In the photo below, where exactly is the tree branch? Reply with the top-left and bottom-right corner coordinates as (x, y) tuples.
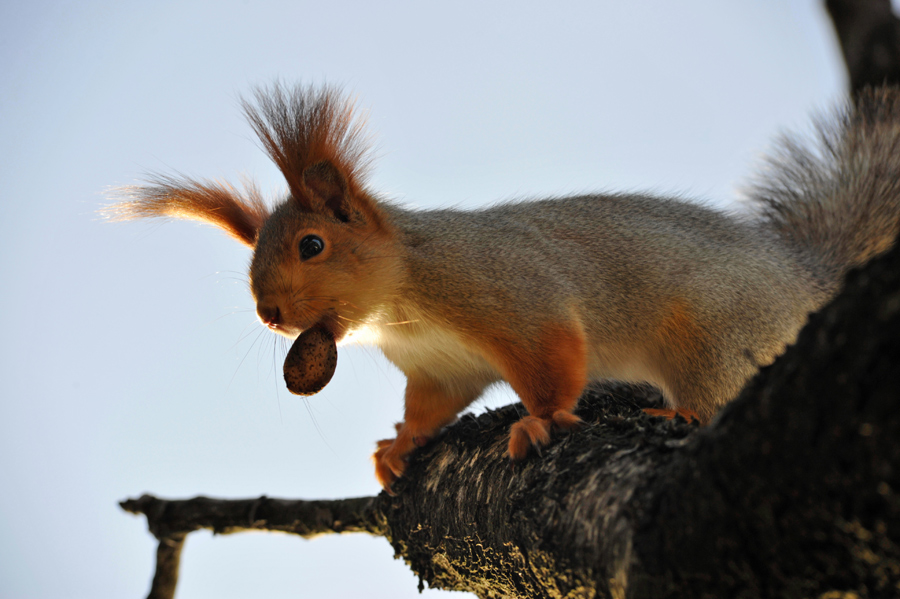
(120, 494), (386, 599)
(119, 494), (384, 539)
(826, 0), (900, 93)
(147, 534), (185, 599)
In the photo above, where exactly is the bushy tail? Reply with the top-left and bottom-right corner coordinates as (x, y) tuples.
(749, 86), (900, 289)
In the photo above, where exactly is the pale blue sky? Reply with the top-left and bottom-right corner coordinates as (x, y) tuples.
(0, 1), (848, 597)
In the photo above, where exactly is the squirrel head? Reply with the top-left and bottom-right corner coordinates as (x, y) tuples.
(105, 83), (403, 342)
(249, 157), (402, 341)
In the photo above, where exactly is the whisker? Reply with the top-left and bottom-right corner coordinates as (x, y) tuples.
(354, 254), (405, 262)
(302, 398), (337, 456)
(358, 344), (402, 397)
(205, 308), (256, 327)
(229, 320), (272, 350)
(288, 278), (316, 302)
(349, 231), (378, 255)
(270, 334), (284, 425)
(227, 325), (268, 391)
(335, 299), (362, 311)
(336, 314), (367, 324)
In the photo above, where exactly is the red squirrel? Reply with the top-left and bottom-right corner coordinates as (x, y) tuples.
(107, 83), (900, 491)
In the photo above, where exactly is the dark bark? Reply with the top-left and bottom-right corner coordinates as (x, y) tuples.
(625, 243), (900, 597)
(147, 534), (185, 599)
(827, 0), (900, 94)
(119, 494), (384, 539)
(120, 495), (387, 599)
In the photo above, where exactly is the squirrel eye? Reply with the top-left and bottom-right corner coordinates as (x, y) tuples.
(299, 235), (325, 260)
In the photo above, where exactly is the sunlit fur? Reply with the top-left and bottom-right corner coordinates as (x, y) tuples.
(106, 84), (900, 491)
(104, 175), (269, 247)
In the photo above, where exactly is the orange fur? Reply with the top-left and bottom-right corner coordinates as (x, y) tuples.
(374, 320), (590, 489)
(240, 85), (402, 342)
(649, 298), (721, 421)
(654, 299), (705, 359)
(242, 84), (387, 230)
(373, 376), (478, 490)
(479, 322), (588, 460)
(508, 416), (551, 459)
(643, 407), (701, 423)
(251, 210), (399, 342)
(105, 176), (269, 248)
(105, 83), (377, 248)
(242, 84), (370, 197)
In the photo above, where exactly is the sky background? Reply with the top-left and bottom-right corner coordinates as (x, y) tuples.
(0, 1), (860, 597)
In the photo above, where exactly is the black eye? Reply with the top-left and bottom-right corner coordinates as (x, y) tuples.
(299, 235), (325, 260)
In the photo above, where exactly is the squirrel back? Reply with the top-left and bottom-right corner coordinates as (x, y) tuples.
(105, 84), (900, 490)
(379, 190), (825, 419)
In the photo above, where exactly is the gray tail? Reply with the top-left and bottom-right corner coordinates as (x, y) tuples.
(748, 86), (900, 289)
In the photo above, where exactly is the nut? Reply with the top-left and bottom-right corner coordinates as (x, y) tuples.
(283, 327), (338, 396)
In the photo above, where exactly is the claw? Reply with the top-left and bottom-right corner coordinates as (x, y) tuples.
(373, 434), (414, 492)
(643, 407), (701, 424)
(508, 415), (551, 460)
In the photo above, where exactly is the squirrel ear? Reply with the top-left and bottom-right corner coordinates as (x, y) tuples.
(301, 161), (358, 223)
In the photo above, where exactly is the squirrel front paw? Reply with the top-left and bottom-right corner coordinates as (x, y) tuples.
(373, 438), (406, 492)
(508, 411), (582, 460)
(373, 427), (431, 493)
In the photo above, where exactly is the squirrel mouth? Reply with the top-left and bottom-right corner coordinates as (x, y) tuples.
(302, 312), (345, 342)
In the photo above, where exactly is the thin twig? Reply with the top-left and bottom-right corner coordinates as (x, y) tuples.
(120, 494), (386, 599)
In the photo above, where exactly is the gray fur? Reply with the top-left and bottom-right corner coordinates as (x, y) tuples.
(379, 193), (826, 419)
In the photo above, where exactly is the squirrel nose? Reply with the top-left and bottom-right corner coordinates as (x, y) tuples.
(257, 304), (282, 330)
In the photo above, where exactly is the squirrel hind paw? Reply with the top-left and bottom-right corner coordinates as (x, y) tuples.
(551, 410), (583, 430)
(642, 407), (702, 424)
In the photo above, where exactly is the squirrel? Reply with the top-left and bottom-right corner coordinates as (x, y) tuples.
(106, 83), (900, 491)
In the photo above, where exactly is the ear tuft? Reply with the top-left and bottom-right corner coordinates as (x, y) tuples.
(102, 175), (269, 248)
(242, 83), (373, 206)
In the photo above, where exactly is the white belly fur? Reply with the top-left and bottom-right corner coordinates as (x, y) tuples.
(343, 314), (673, 405)
(344, 315), (501, 397)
